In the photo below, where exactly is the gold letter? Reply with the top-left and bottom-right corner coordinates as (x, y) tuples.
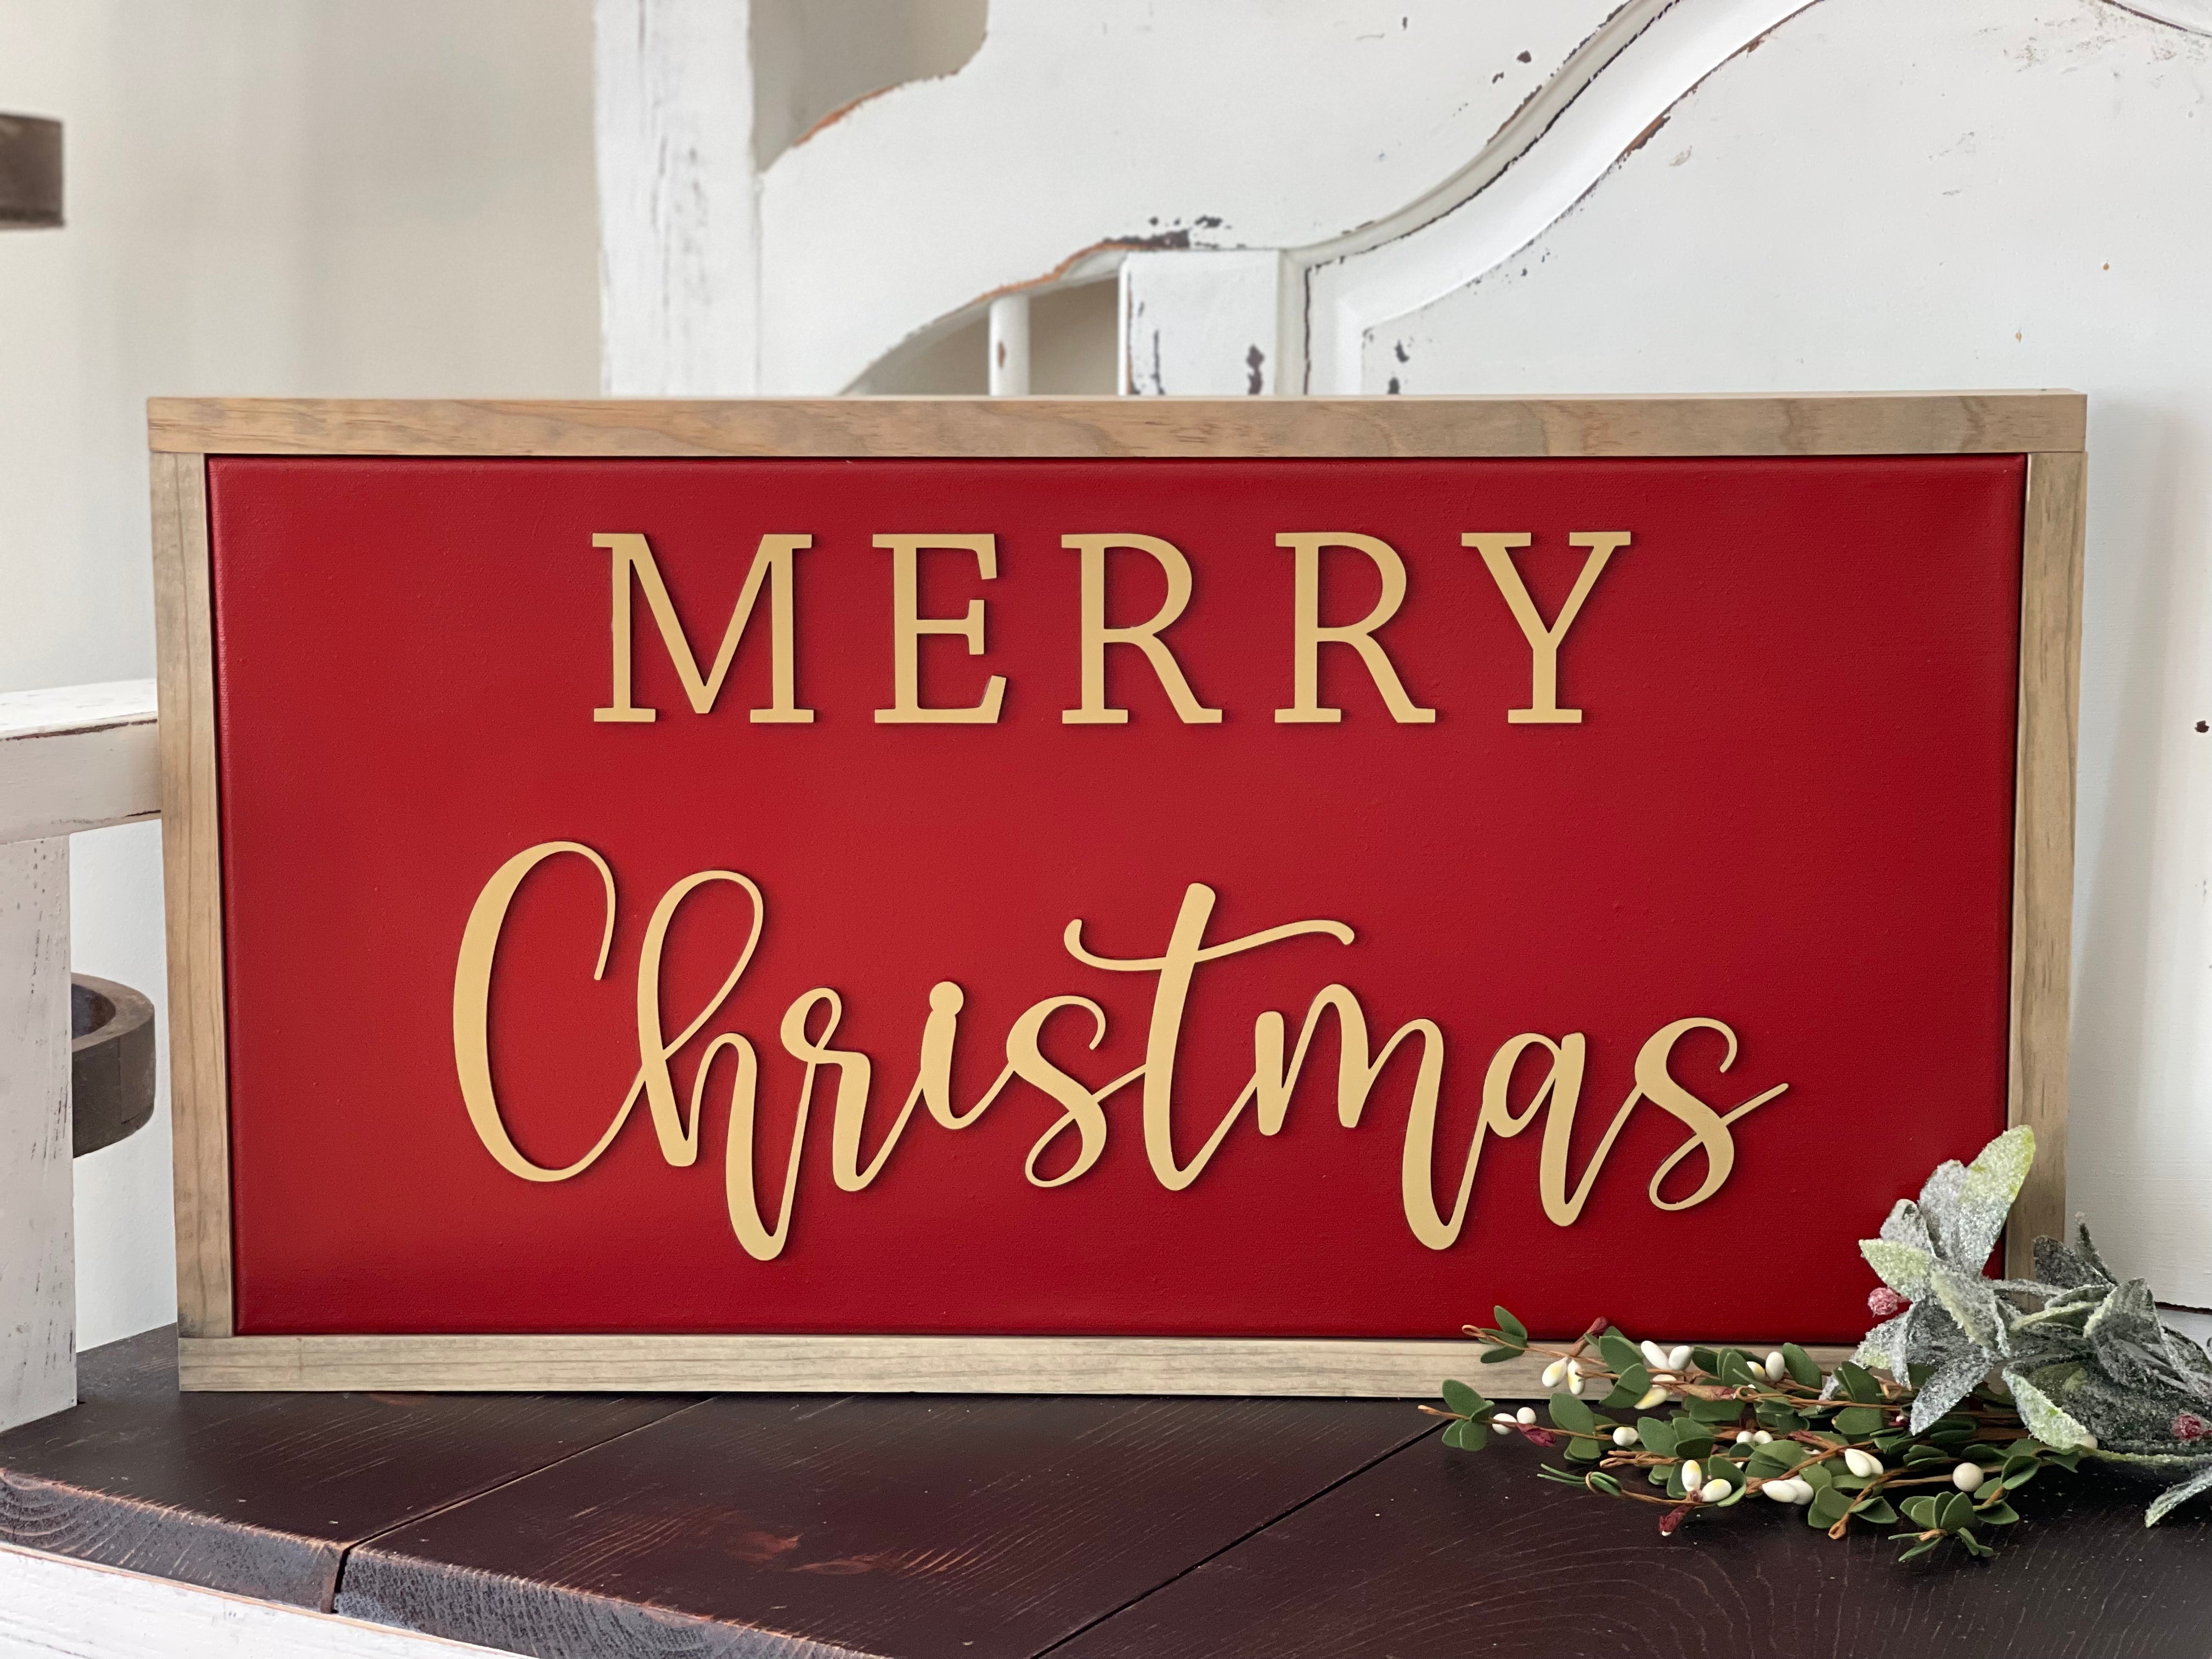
(782, 990), (879, 1194)
(592, 532), (814, 724)
(453, 840), (623, 1182)
(1273, 532), (1435, 724)
(1006, 996), (1120, 1188)
(1060, 534), (1221, 725)
(874, 533), (1006, 723)
(1064, 883), (1353, 1189)
(634, 870), (764, 1167)
(710, 1031), (799, 1261)
(454, 844), (766, 1183)
(1402, 1031), (1585, 1249)
(1638, 1018), (1788, 1212)
(1465, 531), (1629, 724)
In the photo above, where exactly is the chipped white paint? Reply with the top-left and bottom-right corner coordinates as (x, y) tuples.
(0, 681), (159, 846)
(0, 685), (162, 1429)
(988, 292), (1030, 395)
(0, 1542), (505, 1658)
(1303, 0), (1816, 392)
(0, 838), (71, 1434)
(595, 0), (759, 394)
(1120, 250), (1285, 396)
(752, 1), (1632, 392)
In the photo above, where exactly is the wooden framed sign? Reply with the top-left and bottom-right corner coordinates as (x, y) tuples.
(148, 394), (2084, 1396)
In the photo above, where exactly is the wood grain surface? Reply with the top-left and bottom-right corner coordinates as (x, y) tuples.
(145, 392), (2085, 459)
(1051, 1433), (2212, 1659)
(177, 1333), (1853, 1401)
(150, 450), (235, 1339)
(2006, 449), (2086, 1274)
(335, 1392), (1427, 1659)
(0, 1329), (692, 1611)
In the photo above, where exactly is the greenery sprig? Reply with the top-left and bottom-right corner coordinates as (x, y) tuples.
(1429, 1318), (2078, 1560)
(1434, 1127), (2210, 1562)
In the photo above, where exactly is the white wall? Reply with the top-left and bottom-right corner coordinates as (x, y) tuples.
(0, 0), (599, 1347)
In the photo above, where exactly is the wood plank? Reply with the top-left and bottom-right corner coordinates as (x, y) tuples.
(150, 451), (234, 1339)
(0, 680), (159, 845)
(1053, 1432), (2212, 1659)
(146, 393), (2085, 459)
(2006, 450), (2085, 1276)
(0, 1541), (509, 1659)
(333, 1393), (1428, 1659)
(0, 1328), (695, 1611)
(177, 1334), (1852, 1399)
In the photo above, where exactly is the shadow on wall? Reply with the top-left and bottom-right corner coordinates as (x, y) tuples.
(753, 0), (987, 169)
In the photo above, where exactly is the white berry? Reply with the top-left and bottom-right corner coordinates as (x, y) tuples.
(1953, 1462), (1985, 1493)
(1699, 1479), (1734, 1503)
(1516, 1407), (1536, 1425)
(1843, 1449), (1883, 1478)
(1613, 1426), (1639, 1447)
(1680, 1459), (1703, 1491)
(1541, 1359), (1567, 1387)
(1765, 1351), (1787, 1379)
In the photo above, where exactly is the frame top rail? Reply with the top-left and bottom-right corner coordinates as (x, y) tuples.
(148, 392), (2086, 460)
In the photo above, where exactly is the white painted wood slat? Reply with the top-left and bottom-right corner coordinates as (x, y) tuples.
(0, 1543), (506, 1659)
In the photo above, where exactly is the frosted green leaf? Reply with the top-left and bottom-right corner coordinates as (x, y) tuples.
(1909, 1353), (1993, 1434)
(1949, 1126), (2035, 1268)
(1852, 1311), (1912, 1375)
(2146, 1460), (2212, 1526)
(1878, 1199), (1936, 1253)
(1861, 1240), (1935, 1301)
(1931, 1262), (2006, 1353)
(2006, 1372), (2096, 1450)
(2084, 1278), (2162, 1352)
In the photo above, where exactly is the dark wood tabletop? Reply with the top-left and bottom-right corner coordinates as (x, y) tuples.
(4, 1328), (2211, 1659)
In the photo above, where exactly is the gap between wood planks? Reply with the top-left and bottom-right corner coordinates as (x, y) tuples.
(320, 1396), (727, 1615)
(1029, 1419), (1443, 1658)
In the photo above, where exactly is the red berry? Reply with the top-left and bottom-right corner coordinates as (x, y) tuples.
(2174, 1412), (2209, 1442)
(1868, 1286), (1909, 1319)
(1523, 1427), (1558, 1448)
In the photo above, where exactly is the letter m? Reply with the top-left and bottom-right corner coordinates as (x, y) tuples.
(592, 532), (814, 724)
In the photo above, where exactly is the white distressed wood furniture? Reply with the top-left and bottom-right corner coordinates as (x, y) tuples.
(0, 681), (159, 1434)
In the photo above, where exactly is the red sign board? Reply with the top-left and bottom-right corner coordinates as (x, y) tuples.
(150, 397), (2083, 1394)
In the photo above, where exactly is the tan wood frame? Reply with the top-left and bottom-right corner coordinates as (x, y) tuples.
(149, 393), (2085, 1395)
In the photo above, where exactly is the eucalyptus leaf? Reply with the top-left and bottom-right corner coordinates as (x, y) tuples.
(1782, 1342), (1823, 1389)
(1836, 1362), (1884, 1405)
(1549, 1392), (1596, 1435)
(1441, 1380), (1487, 1419)
(1834, 1407), (1887, 1436)
(1808, 1486), (1852, 1528)
(1600, 1363), (1651, 1409)
(1636, 1417), (1678, 1457)
(1597, 1330), (1642, 1374)
(1493, 1306), (1527, 1341)
(1441, 1419), (1488, 1452)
